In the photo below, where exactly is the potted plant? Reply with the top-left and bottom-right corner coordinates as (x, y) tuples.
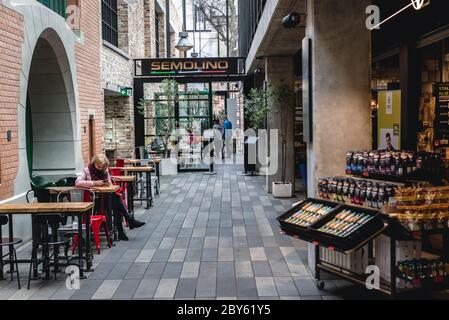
(243, 87), (269, 175)
(269, 82), (295, 198)
(159, 78), (179, 175)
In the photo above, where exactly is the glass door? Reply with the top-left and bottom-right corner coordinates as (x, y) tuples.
(143, 82), (213, 172)
(177, 88), (212, 172)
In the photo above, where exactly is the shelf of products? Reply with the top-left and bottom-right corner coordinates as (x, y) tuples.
(397, 258), (448, 287)
(318, 177), (401, 209)
(346, 150), (443, 183)
(388, 186), (449, 232)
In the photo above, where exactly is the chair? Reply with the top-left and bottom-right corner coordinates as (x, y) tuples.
(28, 214), (70, 289)
(30, 175), (56, 203)
(147, 159), (160, 197)
(58, 188), (112, 254)
(55, 177), (77, 187)
(57, 189), (112, 255)
(0, 215), (22, 289)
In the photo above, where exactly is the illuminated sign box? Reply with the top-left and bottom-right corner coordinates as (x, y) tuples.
(136, 58), (244, 78)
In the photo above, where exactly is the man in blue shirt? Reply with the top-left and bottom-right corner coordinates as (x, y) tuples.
(222, 116), (233, 159)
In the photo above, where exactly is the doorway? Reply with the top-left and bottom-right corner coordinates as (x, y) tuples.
(26, 31), (77, 177)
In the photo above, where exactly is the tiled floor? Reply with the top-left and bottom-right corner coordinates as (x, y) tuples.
(1, 165), (448, 300)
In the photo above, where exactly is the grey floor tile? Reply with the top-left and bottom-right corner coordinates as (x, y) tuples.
(88, 263), (116, 280)
(250, 248), (267, 261)
(144, 263), (166, 279)
(252, 261), (272, 277)
(294, 278), (321, 296)
(154, 279), (178, 299)
(181, 262), (200, 278)
(168, 249), (187, 262)
(274, 277), (299, 296)
(255, 277), (278, 297)
(236, 277), (258, 298)
(134, 279), (160, 299)
(108, 263), (132, 280)
(175, 278), (198, 298)
(216, 277), (237, 297)
(162, 262), (183, 279)
(151, 249), (172, 262)
(112, 279), (141, 299)
(70, 279), (103, 300)
(92, 280), (122, 300)
(125, 263), (149, 279)
(196, 277), (216, 298)
(135, 249), (156, 263)
(217, 262), (235, 278)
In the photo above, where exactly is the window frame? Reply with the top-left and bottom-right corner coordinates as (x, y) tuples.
(101, 0), (119, 47)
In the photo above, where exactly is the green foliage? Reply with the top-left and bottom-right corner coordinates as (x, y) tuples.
(158, 78), (179, 156)
(244, 82), (295, 183)
(244, 87), (269, 130)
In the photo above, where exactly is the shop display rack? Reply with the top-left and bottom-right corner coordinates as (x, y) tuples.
(277, 198), (449, 298)
(277, 198), (339, 243)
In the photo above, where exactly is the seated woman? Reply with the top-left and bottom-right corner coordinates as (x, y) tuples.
(75, 154), (145, 241)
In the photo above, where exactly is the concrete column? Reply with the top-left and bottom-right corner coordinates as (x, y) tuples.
(305, 0), (371, 274)
(264, 56), (296, 194)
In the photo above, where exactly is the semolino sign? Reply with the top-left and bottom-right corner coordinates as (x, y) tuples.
(136, 58), (243, 77)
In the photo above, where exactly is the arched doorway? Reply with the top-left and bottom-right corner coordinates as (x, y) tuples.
(26, 29), (77, 177)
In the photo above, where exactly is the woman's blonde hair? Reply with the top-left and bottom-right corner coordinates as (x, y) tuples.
(91, 154), (110, 170)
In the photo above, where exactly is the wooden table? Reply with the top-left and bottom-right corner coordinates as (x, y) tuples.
(110, 167), (154, 208)
(125, 159), (161, 194)
(47, 186), (120, 241)
(0, 202), (94, 280)
(112, 176), (136, 217)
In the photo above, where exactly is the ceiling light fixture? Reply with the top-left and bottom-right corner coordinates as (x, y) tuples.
(370, 0), (430, 31)
(175, 32), (194, 52)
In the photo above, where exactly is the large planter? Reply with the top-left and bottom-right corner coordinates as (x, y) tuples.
(272, 182), (293, 198)
(160, 158), (178, 176)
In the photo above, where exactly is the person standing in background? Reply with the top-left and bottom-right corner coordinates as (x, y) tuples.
(212, 119), (223, 160)
(223, 116), (233, 159)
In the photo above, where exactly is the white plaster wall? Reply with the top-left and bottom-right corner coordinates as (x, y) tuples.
(1, 0), (83, 243)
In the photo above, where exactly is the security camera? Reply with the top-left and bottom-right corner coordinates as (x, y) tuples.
(282, 12), (303, 29)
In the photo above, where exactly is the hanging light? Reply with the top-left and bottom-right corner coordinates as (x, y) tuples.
(411, 0), (425, 10)
(175, 32), (194, 52)
(370, 0), (430, 30)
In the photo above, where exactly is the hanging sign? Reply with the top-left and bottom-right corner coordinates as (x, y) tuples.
(135, 57), (244, 78)
(378, 90), (401, 150)
(120, 87), (133, 97)
(434, 83), (449, 146)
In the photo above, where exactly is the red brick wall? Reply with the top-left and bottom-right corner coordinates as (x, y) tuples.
(75, 0), (104, 164)
(0, 3), (23, 201)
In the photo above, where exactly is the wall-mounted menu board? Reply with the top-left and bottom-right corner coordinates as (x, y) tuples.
(434, 83), (449, 146)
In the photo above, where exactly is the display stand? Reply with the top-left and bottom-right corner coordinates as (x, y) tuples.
(203, 132), (217, 176)
(278, 198), (449, 298)
(243, 136), (259, 176)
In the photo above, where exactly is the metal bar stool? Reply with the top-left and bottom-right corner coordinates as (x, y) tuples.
(0, 215), (22, 289)
(28, 214), (70, 289)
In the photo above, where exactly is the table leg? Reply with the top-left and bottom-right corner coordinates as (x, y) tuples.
(156, 163), (161, 195)
(0, 225), (4, 280)
(146, 171), (152, 209)
(127, 182), (134, 220)
(109, 194), (118, 241)
(8, 214), (14, 274)
(84, 212), (93, 272)
(31, 216), (39, 279)
(77, 213), (85, 279)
